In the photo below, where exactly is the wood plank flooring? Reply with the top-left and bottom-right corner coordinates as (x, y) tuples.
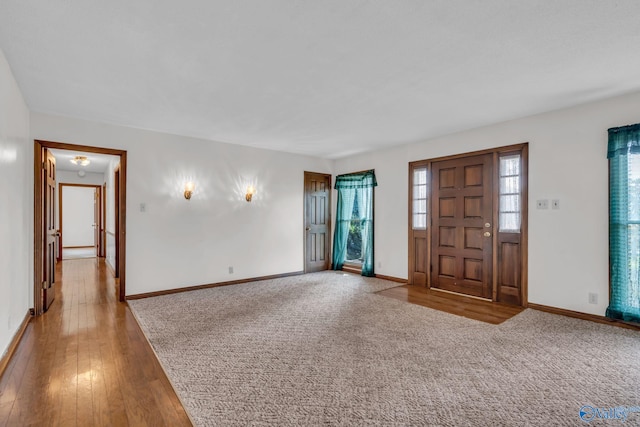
(0, 258), (192, 427)
(377, 285), (524, 324)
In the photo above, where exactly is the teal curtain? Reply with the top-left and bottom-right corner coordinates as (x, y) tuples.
(332, 170), (377, 276)
(332, 187), (356, 272)
(607, 123), (640, 323)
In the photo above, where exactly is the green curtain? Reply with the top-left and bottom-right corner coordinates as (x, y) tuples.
(332, 170), (377, 276)
(332, 187), (356, 272)
(607, 123), (640, 323)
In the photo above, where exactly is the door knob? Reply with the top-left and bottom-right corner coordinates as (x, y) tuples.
(483, 231), (491, 237)
(305, 227), (311, 231)
(484, 223), (491, 228)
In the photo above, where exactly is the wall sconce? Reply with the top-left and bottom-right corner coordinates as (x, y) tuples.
(245, 185), (255, 202)
(184, 182), (195, 200)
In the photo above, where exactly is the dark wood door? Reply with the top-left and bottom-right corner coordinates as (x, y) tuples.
(431, 154), (493, 298)
(43, 149), (57, 311)
(93, 187), (100, 254)
(304, 172), (331, 273)
(114, 167), (120, 278)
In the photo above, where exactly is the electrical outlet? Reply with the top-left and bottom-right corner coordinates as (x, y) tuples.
(377, 262), (382, 268)
(536, 199), (549, 209)
(228, 266), (234, 274)
(551, 199), (560, 210)
(588, 292), (598, 305)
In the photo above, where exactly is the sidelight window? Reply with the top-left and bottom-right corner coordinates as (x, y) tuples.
(412, 167), (428, 229)
(499, 154), (522, 233)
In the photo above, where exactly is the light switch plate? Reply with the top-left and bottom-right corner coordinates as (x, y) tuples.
(536, 199), (549, 209)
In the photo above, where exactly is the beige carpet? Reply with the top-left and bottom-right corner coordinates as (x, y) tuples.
(129, 271), (640, 426)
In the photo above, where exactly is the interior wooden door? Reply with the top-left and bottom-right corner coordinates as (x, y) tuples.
(114, 167), (120, 278)
(431, 154), (493, 298)
(93, 187), (100, 254)
(304, 172), (331, 272)
(101, 183), (106, 257)
(43, 149), (57, 311)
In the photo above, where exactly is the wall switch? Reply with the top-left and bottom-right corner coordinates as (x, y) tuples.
(228, 266), (234, 274)
(139, 202), (146, 213)
(588, 292), (598, 305)
(551, 199), (560, 210)
(536, 199), (549, 209)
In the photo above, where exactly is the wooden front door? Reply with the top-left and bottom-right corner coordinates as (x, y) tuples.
(431, 154), (493, 299)
(304, 172), (331, 273)
(43, 149), (57, 311)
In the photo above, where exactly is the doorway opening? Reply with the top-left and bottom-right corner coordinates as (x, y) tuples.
(34, 140), (127, 315)
(58, 183), (103, 260)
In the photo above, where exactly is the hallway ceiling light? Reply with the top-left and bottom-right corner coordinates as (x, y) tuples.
(70, 155), (90, 166)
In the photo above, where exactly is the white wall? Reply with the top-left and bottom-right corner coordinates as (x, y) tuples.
(335, 90), (640, 316)
(30, 113), (333, 295)
(0, 49), (31, 357)
(55, 170), (104, 230)
(57, 170), (105, 186)
(61, 186), (95, 247)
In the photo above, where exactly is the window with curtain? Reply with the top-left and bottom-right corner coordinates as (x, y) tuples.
(607, 123), (640, 323)
(332, 170), (377, 276)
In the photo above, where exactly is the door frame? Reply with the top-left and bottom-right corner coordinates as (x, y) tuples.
(34, 140), (127, 314)
(58, 183), (102, 258)
(114, 165), (121, 277)
(408, 143), (528, 306)
(303, 171), (332, 273)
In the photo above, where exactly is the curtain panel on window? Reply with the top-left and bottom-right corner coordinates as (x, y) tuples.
(607, 123), (640, 323)
(332, 170), (377, 276)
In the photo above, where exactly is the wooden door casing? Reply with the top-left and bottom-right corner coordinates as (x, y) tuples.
(408, 162), (429, 286)
(304, 172), (331, 273)
(408, 144), (528, 307)
(431, 153), (493, 299)
(34, 140), (128, 315)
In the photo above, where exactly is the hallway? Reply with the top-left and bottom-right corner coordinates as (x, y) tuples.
(0, 258), (191, 426)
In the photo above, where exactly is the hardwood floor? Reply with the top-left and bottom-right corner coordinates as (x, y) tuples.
(377, 285), (524, 324)
(0, 258), (191, 427)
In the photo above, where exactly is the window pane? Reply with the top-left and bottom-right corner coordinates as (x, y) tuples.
(500, 176), (520, 194)
(413, 213), (427, 229)
(499, 154), (521, 232)
(413, 199), (426, 214)
(346, 197), (362, 263)
(628, 154), (640, 221)
(414, 168), (427, 185)
(500, 213), (520, 232)
(412, 167), (428, 230)
(500, 155), (520, 176)
(500, 194), (520, 213)
(413, 184), (427, 199)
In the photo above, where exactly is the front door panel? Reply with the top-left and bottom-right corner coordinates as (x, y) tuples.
(431, 154), (493, 298)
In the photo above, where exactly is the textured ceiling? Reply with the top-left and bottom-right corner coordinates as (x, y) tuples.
(1, 1), (640, 158)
